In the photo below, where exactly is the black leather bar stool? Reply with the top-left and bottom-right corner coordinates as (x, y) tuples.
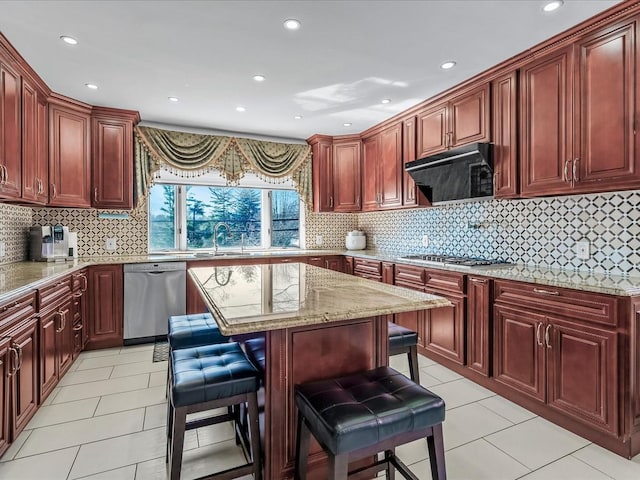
(167, 342), (262, 480)
(388, 321), (420, 382)
(294, 366), (446, 480)
(168, 313), (228, 350)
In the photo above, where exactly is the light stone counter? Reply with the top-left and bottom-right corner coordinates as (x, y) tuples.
(188, 263), (450, 335)
(346, 250), (640, 297)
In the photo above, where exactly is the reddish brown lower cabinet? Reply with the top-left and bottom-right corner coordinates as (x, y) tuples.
(0, 337), (10, 457)
(467, 276), (491, 376)
(424, 290), (465, 365)
(38, 308), (58, 401)
(87, 265), (123, 350)
(56, 298), (74, 378)
(7, 318), (38, 439)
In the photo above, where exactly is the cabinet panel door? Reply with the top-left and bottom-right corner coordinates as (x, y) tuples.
(574, 19), (638, 191)
(49, 105), (91, 207)
(39, 309), (59, 402)
(547, 317), (618, 434)
(492, 71), (519, 198)
(10, 318), (38, 437)
(467, 277), (491, 376)
(332, 142), (361, 212)
(0, 61), (21, 199)
(424, 290), (465, 365)
(88, 265), (123, 349)
(417, 103), (448, 158)
(379, 123), (403, 209)
(0, 339), (9, 457)
(450, 84), (490, 147)
(324, 256), (343, 273)
(311, 138), (333, 212)
(36, 97), (49, 203)
(21, 79), (38, 202)
(57, 299), (74, 377)
(361, 135), (379, 211)
(92, 118), (133, 209)
(395, 310), (426, 348)
(520, 48), (573, 196)
(402, 117), (430, 207)
(494, 305), (545, 402)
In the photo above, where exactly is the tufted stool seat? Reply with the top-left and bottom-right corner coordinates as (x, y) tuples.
(294, 366), (446, 479)
(244, 337), (266, 377)
(168, 313), (228, 350)
(388, 321), (420, 382)
(167, 343), (262, 480)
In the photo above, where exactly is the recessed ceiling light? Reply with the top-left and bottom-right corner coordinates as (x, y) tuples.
(253, 75), (266, 82)
(85, 83), (98, 90)
(381, 99), (391, 104)
(294, 115), (303, 120)
(168, 97), (179, 102)
(343, 123), (352, 127)
(440, 61), (456, 70)
(284, 19), (301, 30)
(60, 35), (78, 45)
(236, 106), (246, 112)
(542, 0), (563, 12)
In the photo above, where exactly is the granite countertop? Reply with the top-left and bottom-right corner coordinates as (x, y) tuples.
(2, 247), (640, 303)
(188, 263), (451, 335)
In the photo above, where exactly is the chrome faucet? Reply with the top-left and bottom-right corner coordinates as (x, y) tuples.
(213, 222), (232, 254)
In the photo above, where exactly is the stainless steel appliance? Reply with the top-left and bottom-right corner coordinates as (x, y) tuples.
(123, 262), (186, 344)
(398, 254), (511, 268)
(405, 142), (493, 204)
(29, 225), (69, 262)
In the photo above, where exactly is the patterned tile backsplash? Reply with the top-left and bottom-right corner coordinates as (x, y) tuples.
(3, 189), (640, 276)
(357, 189), (640, 277)
(0, 203), (34, 265)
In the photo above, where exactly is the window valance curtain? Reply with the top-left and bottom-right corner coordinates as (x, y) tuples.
(133, 125), (312, 205)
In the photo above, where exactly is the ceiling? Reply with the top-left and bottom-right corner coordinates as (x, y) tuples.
(0, 0), (619, 141)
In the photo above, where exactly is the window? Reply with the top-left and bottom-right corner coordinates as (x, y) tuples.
(148, 183), (302, 251)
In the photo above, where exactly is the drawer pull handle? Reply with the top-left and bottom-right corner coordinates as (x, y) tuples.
(533, 288), (559, 296)
(545, 324), (552, 349)
(536, 322), (543, 346)
(73, 324), (83, 331)
(7, 347), (18, 376)
(469, 278), (487, 284)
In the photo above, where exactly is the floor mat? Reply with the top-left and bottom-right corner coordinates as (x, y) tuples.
(153, 341), (169, 362)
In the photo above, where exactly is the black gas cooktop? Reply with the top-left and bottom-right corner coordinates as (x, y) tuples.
(398, 254), (511, 268)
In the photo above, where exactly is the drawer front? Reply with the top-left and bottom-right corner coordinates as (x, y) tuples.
(494, 280), (617, 326)
(424, 269), (465, 294)
(72, 270), (88, 292)
(38, 276), (72, 311)
(395, 264), (425, 285)
(353, 271), (382, 282)
(353, 258), (382, 276)
(0, 291), (36, 332)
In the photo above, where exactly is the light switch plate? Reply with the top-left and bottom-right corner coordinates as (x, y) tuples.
(105, 237), (117, 251)
(576, 241), (590, 260)
(315, 235), (323, 246)
(422, 235), (430, 248)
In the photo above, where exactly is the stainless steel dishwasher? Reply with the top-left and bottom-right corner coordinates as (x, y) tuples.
(123, 262), (186, 344)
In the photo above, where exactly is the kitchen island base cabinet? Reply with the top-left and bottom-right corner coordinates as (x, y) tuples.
(87, 265), (123, 350)
(264, 317), (388, 479)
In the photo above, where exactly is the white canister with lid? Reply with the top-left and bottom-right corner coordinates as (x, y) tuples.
(345, 230), (366, 250)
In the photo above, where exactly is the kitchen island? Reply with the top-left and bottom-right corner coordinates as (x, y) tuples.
(188, 262), (450, 479)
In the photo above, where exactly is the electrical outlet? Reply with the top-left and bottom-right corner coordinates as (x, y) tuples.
(315, 235), (324, 246)
(422, 235), (430, 248)
(105, 237), (117, 251)
(576, 241), (590, 260)
(0, 241), (5, 258)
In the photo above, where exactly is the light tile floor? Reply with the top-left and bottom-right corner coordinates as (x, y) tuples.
(1, 345), (639, 479)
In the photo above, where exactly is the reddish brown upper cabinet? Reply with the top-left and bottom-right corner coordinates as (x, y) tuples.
(332, 137), (361, 212)
(91, 107), (139, 209)
(35, 96), (49, 203)
(362, 123), (403, 211)
(309, 135), (334, 212)
(48, 95), (91, 207)
(417, 83), (490, 159)
(402, 116), (430, 207)
(20, 78), (38, 203)
(571, 17), (640, 193)
(0, 60), (22, 199)
(87, 265), (123, 350)
(491, 71), (519, 198)
(361, 135), (379, 211)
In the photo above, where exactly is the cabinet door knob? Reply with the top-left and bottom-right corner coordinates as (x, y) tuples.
(572, 158), (579, 184)
(329, 196), (333, 208)
(51, 183), (57, 198)
(563, 159), (571, 183)
(0, 165), (6, 185)
(94, 188), (98, 202)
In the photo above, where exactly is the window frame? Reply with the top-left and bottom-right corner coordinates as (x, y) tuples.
(148, 183), (304, 252)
